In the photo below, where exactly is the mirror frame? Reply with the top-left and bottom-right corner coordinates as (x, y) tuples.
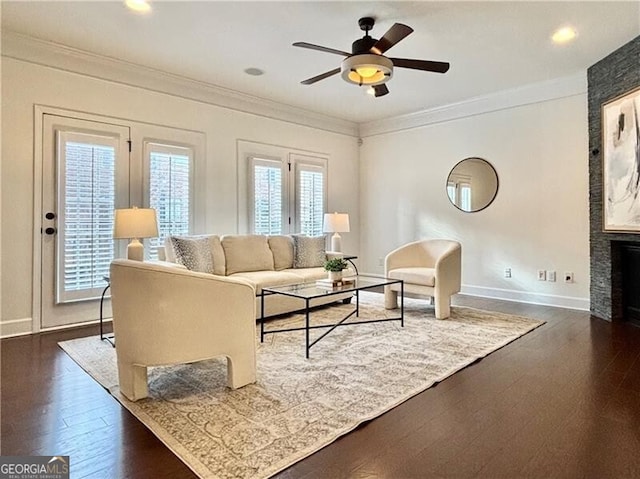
(446, 157), (499, 213)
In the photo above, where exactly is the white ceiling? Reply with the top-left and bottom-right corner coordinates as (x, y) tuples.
(2, 1), (639, 123)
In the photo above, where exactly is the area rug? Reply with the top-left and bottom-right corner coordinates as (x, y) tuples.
(59, 292), (544, 479)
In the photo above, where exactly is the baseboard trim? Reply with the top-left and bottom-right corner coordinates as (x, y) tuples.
(460, 285), (590, 311)
(0, 317), (113, 339)
(1, 318), (34, 338)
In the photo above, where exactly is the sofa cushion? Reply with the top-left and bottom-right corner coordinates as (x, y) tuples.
(230, 270), (303, 294)
(268, 235), (294, 271)
(281, 267), (327, 282)
(292, 235), (326, 268)
(387, 267), (436, 287)
(208, 235), (227, 276)
(222, 235), (274, 275)
(170, 236), (215, 274)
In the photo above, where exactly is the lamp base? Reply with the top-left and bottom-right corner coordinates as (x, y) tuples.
(331, 233), (342, 253)
(127, 238), (144, 261)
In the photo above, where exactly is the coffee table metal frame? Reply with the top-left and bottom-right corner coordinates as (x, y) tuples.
(260, 275), (404, 358)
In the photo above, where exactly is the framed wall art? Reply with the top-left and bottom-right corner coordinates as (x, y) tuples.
(602, 86), (640, 232)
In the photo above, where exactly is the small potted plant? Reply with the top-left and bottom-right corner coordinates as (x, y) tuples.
(324, 257), (348, 281)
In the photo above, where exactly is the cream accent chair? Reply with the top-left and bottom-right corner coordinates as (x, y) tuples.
(110, 259), (257, 401)
(384, 239), (462, 319)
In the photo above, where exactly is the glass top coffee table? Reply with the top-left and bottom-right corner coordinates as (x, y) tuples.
(260, 275), (404, 358)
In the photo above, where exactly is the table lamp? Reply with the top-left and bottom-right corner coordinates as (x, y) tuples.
(323, 212), (350, 253)
(113, 207), (159, 261)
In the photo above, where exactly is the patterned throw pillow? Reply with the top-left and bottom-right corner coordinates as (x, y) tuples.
(292, 235), (326, 268)
(170, 236), (215, 274)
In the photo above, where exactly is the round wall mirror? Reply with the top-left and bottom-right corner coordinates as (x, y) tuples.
(446, 157), (499, 212)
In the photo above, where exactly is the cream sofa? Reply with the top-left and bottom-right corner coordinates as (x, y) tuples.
(160, 234), (353, 318)
(110, 259), (257, 401)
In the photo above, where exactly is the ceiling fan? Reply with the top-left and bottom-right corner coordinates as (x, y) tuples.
(293, 17), (450, 98)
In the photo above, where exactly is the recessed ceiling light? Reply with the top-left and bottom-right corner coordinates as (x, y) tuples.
(552, 26), (577, 44)
(125, 0), (151, 13)
(244, 68), (265, 76)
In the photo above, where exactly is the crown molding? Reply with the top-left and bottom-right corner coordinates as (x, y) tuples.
(358, 72), (587, 138)
(1, 31), (358, 137)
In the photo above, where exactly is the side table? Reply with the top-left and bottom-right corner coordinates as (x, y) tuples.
(100, 276), (115, 347)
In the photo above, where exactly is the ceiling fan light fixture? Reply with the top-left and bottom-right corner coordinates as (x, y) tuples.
(341, 54), (393, 86)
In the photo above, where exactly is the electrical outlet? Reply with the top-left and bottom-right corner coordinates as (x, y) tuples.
(564, 272), (574, 283)
(537, 270), (546, 281)
(504, 267), (512, 278)
(547, 270), (556, 282)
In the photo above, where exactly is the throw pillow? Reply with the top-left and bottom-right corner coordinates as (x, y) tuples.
(170, 236), (215, 274)
(292, 235), (326, 268)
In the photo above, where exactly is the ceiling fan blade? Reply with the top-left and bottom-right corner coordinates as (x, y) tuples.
(293, 42), (350, 57)
(370, 23), (413, 54)
(300, 68), (341, 85)
(373, 84), (389, 98)
(390, 58), (450, 73)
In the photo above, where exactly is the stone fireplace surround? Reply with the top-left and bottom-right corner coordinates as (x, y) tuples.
(588, 36), (640, 322)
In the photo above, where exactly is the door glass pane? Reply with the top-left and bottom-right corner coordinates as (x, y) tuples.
(148, 144), (192, 260)
(298, 169), (324, 236)
(59, 135), (116, 302)
(253, 164), (282, 234)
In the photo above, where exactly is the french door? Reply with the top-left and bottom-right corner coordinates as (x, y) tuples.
(41, 115), (130, 329)
(38, 111), (205, 330)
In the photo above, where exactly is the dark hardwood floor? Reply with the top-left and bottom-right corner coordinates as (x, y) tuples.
(2, 295), (640, 478)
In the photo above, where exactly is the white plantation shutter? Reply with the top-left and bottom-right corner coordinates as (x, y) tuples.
(296, 164), (325, 236)
(246, 153), (327, 235)
(250, 157), (284, 234)
(147, 143), (193, 260)
(57, 132), (118, 303)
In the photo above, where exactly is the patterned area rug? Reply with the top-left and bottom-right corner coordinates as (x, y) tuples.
(59, 292), (543, 479)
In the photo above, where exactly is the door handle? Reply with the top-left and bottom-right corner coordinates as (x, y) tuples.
(44, 227), (56, 235)
(45, 212), (56, 220)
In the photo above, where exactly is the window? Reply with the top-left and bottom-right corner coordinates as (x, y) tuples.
(250, 157), (285, 235)
(296, 162), (325, 236)
(246, 151), (327, 235)
(57, 131), (119, 303)
(146, 142), (193, 259)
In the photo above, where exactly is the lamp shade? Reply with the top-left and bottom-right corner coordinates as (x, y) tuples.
(113, 208), (158, 239)
(323, 213), (350, 233)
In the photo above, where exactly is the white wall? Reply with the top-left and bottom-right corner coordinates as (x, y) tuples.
(359, 94), (590, 309)
(1, 57), (359, 334)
